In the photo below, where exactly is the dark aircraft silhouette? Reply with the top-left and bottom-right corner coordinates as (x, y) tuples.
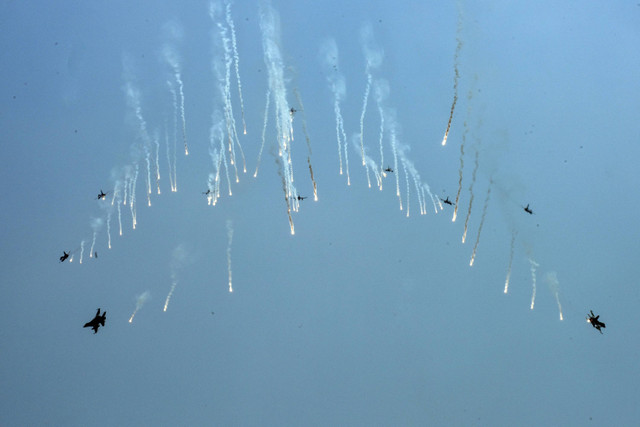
(203, 189), (212, 196)
(440, 196), (455, 206)
(523, 204), (533, 215)
(587, 310), (605, 334)
(83, 308), (106, 334)
(94, 252), (98, 259)
(384, 166), (393, 173)
(289, 107), (297, 116)
(59, 251), (70, 263)
(97, 190), (108, 200)
(297, 195), (307, 201)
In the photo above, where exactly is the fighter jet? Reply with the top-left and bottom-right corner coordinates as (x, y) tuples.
(83, 308), (107, 334)
(586, 310), (605, 334)
(59, 251), (70, 263)
(523, 204), (533, 215)
(384, 166), (393, 173)
(97, 190), (108, 200)
(289, 107), (297, 116)
(297, 195), (307, 201)
(440, 196), (455, 206)
(202, 189), (213, 196)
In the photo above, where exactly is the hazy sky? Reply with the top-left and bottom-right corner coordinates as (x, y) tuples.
(1, 1), (639, 425)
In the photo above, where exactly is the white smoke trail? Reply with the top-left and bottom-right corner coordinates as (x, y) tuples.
(225, 0), (247, 135)
(161, 20), (188, 156)
(89, 217), (104, 258)
(163, 244), (189, 312)
(319, 38), (348, 182)
(79, 240), (85, 264)
(462, 148), (479, 243)
(129, 290), (150, 323)
(528, 257), (539, 310)
(254, 89), (271, 177)
(226, 219), (234, 293)
(545, 271), (564, 321)
(441, 9), (463, 147)
(359, 23), (384, 167)
(504, 231), (516, 293)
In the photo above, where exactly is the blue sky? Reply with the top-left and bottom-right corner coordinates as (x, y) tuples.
(1, 0), (639, 425)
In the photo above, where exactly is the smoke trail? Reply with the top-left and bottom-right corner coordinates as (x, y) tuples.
(106, 209), (112, 249)
(225, 0), (246, 135)
(293, 88), (318, 200)
(374, 79), (388, 188)
(226, 220), (234, 293)
(162, 30), (188, 156)
(79, 240), (85, 264)
(89, 217), (104, 258)
(528, 257), (539, 310)
(163, 244), (189, 312)
(469, 179), (492, 266)
(260, 2), (299, 230)
(545, 271), (564, 321)
(452, 89), (473, 222)
(166, 84), (178, 192)
(441, 8), (463, 147)
(461, 148), (479, 243)
(254, 89), (271, 177)
(503, 231), (516, 293)
(129, 290), (150, 323)
(359, 23), (384, 167)
(154, 131), (161, 195)
(319, 38), (348, 183)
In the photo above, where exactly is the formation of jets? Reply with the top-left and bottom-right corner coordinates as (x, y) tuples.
(587, 310), (606, 334)
(83, 308), (106, 334)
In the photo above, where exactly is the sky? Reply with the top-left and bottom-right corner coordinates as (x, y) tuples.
(1, 0), (639, 425)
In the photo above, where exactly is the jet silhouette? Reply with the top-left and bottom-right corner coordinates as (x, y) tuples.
(440, 196), (455, 206)
(524, 204), (533, 215)
(97, 190), (108, 200)
(297, 195), (307, 201)
(587, 310), (605, 334)
(59, 251), (70, 263)
(202, 189), (212, 196)
(384, 167), (393, 173)
(94, 252), (98, 259)
(83, 308), (106, 334)
(289, 107), (297, 116)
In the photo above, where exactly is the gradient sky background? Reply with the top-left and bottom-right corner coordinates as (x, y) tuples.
(1, 1), (639, 425)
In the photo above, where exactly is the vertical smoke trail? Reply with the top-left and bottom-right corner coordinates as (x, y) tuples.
(504, 231), (516, 293)
(320, 38), (348, 183)
(89, 217), (104, 258)
(166, 83), (178, 192)
(441, 9), (463, 147)
(293, 88), (318, 201)
(452, 90), (472, 222)
(225, 0), (247, 135)
(254, 89), (271, 177)
(359, 23), (384, 167)
(260, 2), (300, 230)
(461, 148), (479, 243)
(389, 124), (402, 211)
(106, 209), (112, 249)
(469, 179), (492, 266)
(545, 271), (564, 321)
(226, 219), (234, 293)
(117, 199), (123, 236)
(162, 41), (188, 156)
(154, 131), (161, 195)
(163, 244), (188, 311)
(528, 257), (539, 310)
(129, 290), (150, 323)
(79, 240), (85, 264)
(374, 79), (388, 188)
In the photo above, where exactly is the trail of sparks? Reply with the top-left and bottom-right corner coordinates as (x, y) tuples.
(254, 89), (271, 177)
(225, 0), (247, 135)
(294, 88), (318, 201)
